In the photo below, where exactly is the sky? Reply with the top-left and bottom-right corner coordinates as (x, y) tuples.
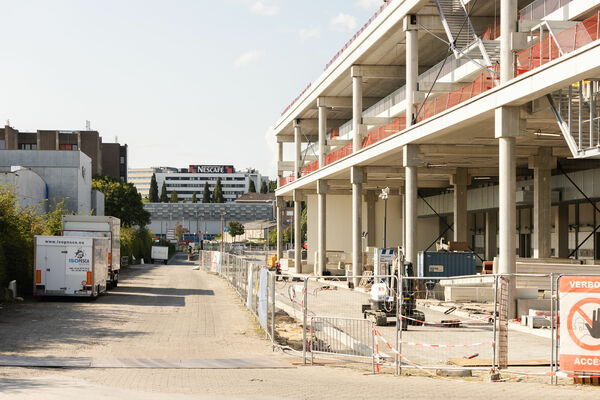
(0, 0), (388, 179)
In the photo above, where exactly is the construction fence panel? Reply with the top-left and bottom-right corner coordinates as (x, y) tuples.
(396, 275), (498, 371)
(293, 275), (396, 365)
(198, 250), (276, 344)
(310, 316), (375, 369)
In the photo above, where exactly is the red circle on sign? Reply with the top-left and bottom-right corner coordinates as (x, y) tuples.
(567, 297), (600, 351)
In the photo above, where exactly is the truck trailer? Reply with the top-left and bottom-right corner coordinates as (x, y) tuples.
(34, 236), (109, 297)
(62, 215), (121, 288)
(151, 246), (169, 264)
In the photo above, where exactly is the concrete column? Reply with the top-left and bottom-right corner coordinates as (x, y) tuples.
(555, 204), (569, 258)
(276, 197), (284, 261)
(485, 211), (498, 261)
(351, 166), (364, 283)
(496, 106), (520, 317)
(277, 142), (283, 188)
(366, 191), (377, 247)
(352, 75), (364, 152)
(400, 188), (406, 250)
(404, 145), (419, 269)
(530, 148), (555, 259)
(500, 0), (517, 83)
(404, 15), (418, 126)
(318, 105), (327, 168)
(317, 180), (328, 276)
(452, 168), (469, 243)
(294, 120), (301, 178)
(293, 190), (302, 273)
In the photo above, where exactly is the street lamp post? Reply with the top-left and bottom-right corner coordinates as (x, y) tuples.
(379, 187), (390, 248)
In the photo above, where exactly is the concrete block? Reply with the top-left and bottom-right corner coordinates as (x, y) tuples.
(528, 316), (550, 329)
(516, 299), (551, 320)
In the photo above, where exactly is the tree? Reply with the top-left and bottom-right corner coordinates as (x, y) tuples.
(213, 178), (225, 203)
(160, 182), (168, 203)
(202, 182), (211, 203)
(227, 220), (245, 240)
(248, 179), (256, 193)
(192, 192), (197, 203)
(170, 190), (178, 203)
(268, 180), (277, 193)
(260, 180), (268, 194)
(149, 173), (159, 203)
(92, 175), (150, 227)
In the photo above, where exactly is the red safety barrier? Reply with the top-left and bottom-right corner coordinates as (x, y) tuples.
(324, 2), (391, 71)
(324, 143), (353, 166)
(362, 116), (406, 148)
(281, 83), (311, 116)
(280, 175), (295, 186)
(301, 160), (319, 176)
(516, 11), (600, 75)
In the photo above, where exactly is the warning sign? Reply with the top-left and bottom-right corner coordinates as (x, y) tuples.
(560, 276), (600, 372)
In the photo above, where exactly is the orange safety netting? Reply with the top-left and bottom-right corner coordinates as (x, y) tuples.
(280, 175), (295, 186)
(362, 116), (407, 148)
(517, 12), (600, 74)
(301, 160), (319, 176)
(324, 143), (353, 166)
(415, 68), (500, 123)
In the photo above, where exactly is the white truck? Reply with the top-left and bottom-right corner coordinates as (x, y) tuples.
(62, 215), (121, 288)
(151, 246), (169, 264)
(34, 236), (109, 297)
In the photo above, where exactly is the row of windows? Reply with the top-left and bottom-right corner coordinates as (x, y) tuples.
(167, 184), (246, 189)
(165, 176), (247, 181)
(8, 143), (79, 150)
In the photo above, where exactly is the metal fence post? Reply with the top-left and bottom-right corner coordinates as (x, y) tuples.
(271, 272), (276, 351)
(398, 273), (404, 376)
(395, 273), (400, 376)
(550, 273), (555, 384)
(493, 275), (498, 371)
(303, 277), (308, 365)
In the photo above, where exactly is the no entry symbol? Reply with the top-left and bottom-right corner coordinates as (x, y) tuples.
(567, 297), (600, 351)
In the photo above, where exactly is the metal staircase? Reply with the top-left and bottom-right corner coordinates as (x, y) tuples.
(547, 81), (600, 158)
(434, 0), (493, 66)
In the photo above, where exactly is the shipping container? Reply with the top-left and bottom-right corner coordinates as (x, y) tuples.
(417, 251), (476, 280)
(62, 216), (120, 288)
(34, 236), (109, 297)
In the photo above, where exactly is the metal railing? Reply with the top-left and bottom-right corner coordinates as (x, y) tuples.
(310, 316), (376, 371)
(519, 0), (574, 21)
(199, 250), (276, 344)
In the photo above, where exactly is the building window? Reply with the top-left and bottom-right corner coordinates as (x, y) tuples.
(120, 156), (125, 164)
(59, 144), (77, 150)
(0, 139), (5, 149)
(18, 143), (37, 150)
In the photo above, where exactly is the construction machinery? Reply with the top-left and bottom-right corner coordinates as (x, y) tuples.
(362, 248), (424, 328)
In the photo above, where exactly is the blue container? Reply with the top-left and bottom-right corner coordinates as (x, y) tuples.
(417, 251), (476, 280)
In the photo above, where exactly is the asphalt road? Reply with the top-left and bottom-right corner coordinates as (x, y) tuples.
(0, 255), (598, 399)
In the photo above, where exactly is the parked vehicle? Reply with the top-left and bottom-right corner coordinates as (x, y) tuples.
(34, 236), (109, 298)
(151, 246), (169, 264)
(62, 216), (121, 288)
